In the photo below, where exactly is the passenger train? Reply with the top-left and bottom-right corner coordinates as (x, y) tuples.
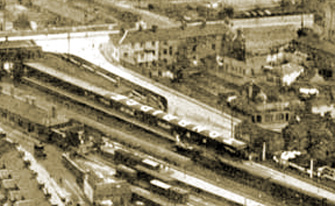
(21, 56), (249, 159)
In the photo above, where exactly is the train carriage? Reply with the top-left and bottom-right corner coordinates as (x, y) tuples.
(140, 158), (161, 171)
(99, 146), (115, 160)
(116, 164), (138, 183)
(149, 179), (189, 204)
(169, 186), (189, 204)
(114, 148), (143, 167)
(134, 165), (175, 183)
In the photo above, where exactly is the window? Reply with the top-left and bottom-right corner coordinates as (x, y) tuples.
(256, 115), (262, 123)
(192, 45), (197, 52)
(140, 42), (144, 47)
(123, 52), (128, 58)
(163, 49), (167, 55)
(18, 118), (23, 127)
(153, 51), (156, 55)
(265, 114), (273, 122)
(169, 46), (173, 55)
(163, 59), (167, 63)
(163, 41), (168, 45)
(152, 41), (155, 46)
(212, 44), (216, 50)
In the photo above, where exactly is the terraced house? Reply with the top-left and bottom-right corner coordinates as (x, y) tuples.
(108, 24), (241, 69)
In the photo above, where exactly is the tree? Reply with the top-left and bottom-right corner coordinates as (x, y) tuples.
(14, 13), (30, 30)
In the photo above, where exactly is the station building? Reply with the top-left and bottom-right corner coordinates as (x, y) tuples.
(83, 171), (131, 206)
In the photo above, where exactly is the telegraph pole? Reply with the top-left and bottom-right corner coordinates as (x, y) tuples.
(67, 32), (70, 58)
(3, 0), (6, 31)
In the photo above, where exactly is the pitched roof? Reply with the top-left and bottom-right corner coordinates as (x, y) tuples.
(0, 94), (67, 126)
(110, 24), (230, 45)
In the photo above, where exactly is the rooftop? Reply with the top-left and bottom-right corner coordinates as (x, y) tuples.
(2, 179), (17, 190)
(26, 53), (130, 95)
(111, 24), (230, 45)
(0, 93), (68, 126)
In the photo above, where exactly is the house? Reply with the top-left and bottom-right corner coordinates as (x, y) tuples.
(323, 0), (335, 41)
(8, 190), (24, 202)
(108, 24), (235, 69)
(2, 179), (18, 191)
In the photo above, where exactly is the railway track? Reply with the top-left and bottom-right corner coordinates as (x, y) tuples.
(10, 55), (335, 205)
(17, 68), (333, 205)
(5, 76), (279, 205)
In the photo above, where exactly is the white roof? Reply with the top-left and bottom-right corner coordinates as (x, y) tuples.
(150, 179), (171, 190)
(142, 158), (160, 168)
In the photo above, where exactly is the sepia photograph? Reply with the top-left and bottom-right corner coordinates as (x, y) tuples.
(0, 0), (333, 205)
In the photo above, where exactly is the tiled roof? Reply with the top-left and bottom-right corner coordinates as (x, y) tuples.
(110, 24), (230, 45)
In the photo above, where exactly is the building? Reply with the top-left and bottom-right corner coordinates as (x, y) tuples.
(2, 179), (18, 191)
(0, 91), (68, 140)
(264, 63), (304, 86)
(49, 120), (85, 148)
(108, 24), (239, 69)
(83, 171), (131, 206)
(323, 0), (335, 41)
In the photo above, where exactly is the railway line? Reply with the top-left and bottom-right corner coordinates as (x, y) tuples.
(3, 49), (335, 205)
(16, 57), (335, 204)
(0, 78), (278, 204)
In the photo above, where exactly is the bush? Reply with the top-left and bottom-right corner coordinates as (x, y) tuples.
(14, 13), (31, 30)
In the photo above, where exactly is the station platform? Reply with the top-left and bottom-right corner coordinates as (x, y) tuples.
(34, 35), (240, 137)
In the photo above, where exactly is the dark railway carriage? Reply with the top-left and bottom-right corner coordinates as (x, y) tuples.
(114, 148), (143, 167)
(106, 93), (248, 156)
(149, 179), (189, 204)
(134, 165), (174, 184)
(168, 186), (189, 204)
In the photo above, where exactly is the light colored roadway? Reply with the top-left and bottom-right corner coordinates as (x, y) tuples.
(244, 161), (335, 204)
(0, 31), (240, 136)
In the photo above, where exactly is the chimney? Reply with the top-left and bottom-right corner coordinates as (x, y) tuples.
(120, 27), (125, 36)
(51, 106), (56, 118)
(200, 20), (206, 28)
(151, 25), (158, 32)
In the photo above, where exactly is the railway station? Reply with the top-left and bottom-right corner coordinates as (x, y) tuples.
(1, 0), (335, 205)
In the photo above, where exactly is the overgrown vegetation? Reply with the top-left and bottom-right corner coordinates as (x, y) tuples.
(13, 13), (31, 30)
(283, 113), (335, 167)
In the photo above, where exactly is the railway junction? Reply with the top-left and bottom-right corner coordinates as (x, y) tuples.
(0, 40), (333, 205)
(1, 1), (335, 204)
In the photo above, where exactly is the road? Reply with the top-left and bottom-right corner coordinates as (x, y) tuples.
(245, 162), (335, 204)
(95, 0), (181, 28)
(0, 30), (241, 136)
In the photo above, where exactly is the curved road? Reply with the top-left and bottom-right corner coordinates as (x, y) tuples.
(15, 32), (241, 136)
